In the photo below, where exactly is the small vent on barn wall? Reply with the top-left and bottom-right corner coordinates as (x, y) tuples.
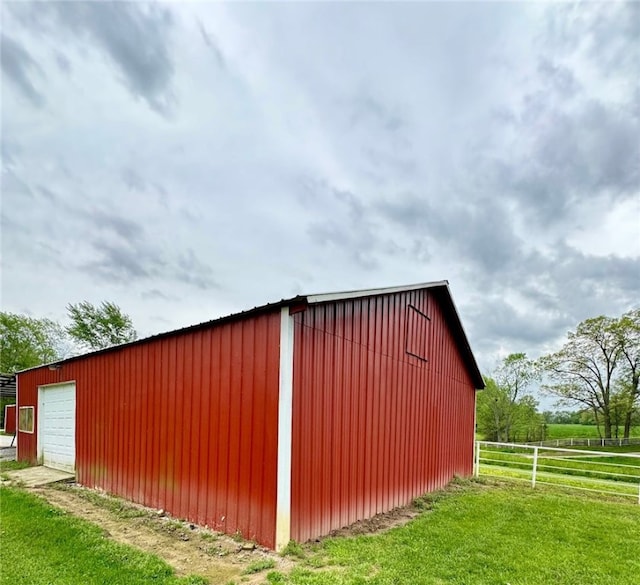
(405, 305), (430, 361)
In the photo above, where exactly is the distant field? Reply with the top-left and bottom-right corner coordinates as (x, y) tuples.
(565, 444), (640, 453)
(546, 424), (640, 440)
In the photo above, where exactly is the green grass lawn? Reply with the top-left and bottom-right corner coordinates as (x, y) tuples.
(545, 423), (640, 440)
(271, 481), (640, 585)
(2, 480), (640, 585)
(0, 487), (206, 585)
(0, 459), (30, 472)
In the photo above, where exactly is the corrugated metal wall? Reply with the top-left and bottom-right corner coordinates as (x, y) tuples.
(290, 289), (477, 543)
(3, 404), (16, 434)
(17, 310), (281, 548)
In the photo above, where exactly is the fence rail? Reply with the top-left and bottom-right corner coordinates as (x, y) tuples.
(527, 437), (640, 448)
(474, 441), (640, 504)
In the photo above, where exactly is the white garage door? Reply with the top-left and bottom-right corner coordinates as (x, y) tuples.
(39, 383), (76, 472)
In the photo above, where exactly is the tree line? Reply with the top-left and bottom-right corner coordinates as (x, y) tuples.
(477, 308), (639, 442)
(0, 301), (137, 374)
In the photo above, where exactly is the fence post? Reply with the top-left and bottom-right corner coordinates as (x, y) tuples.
(474, 441), (480, 478)
(571, 438), (573, 446)
(532, 446), (539, 489)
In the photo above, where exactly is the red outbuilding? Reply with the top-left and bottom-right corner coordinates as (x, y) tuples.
(16, 282), (484, 549)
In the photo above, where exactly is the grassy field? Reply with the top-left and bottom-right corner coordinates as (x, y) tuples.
(267, 481), (640, 585)
(564, 444), (640, 453)
(545, 423), (640, 439)
(0, 487), (206, 585)
(2, 480), (639, 585)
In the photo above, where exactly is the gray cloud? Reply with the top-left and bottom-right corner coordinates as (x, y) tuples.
(197, 20), (225, 69)
(537, 58), (580, 98)
(8, 1), (175, 114)
(349, 94), (404, 134)
(90, 210), (144, 243)
(1, 140), (20, 168)
(54, 51), (71, 74)
(470, 296), (572, 349)
(175, 249), (217, 290)
(545, 3), (640, 74)
(4, 169), (34, 199)
(479, 244), (640, 350)
(37, 186), (58, 202)
(141, 288), (177, 301)
(548, 245), (640, 304)
(121, 167), (169, 207)
(57, 2), (174, 113)
(304, 181), (383, 271)
(83, 238), (217, 292)
(460, 33), (639, 235)
(1, 33), (44, 106)
(122, 167), (146, 192)
(379, 194), (524, 276)
(504, 98), (640, 224)
(86, 238), (161, 282)
(74, 208), (216, 291)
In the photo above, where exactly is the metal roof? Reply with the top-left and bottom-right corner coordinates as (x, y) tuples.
(0, 374), (17, 399)
(306, 281), (450, 303)
(16, 282), (484, 388)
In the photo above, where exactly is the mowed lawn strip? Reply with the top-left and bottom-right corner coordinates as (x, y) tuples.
(277, 483), (640, 585)
(0, 487), (206, 585)
(3, 479), (639, 585)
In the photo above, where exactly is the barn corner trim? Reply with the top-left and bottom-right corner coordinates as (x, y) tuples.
(276, 306), (295, 551)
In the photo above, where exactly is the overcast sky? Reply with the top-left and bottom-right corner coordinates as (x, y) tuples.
(2, 1), (639, 376)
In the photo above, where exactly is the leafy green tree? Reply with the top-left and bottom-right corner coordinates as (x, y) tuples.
(493, 353), (537, 441)
(476, 353), (541, 442)
(615, 309), (639, 438)
(578, 409), (597, 425)
(66, 301), (137, 351)
(476, 376), (511, 441)
(540, 313), (639, 439)
(0, 312), (68, 373)
(511, 395), (546, 442)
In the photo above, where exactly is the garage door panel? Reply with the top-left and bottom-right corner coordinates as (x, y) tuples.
(39, 383), (76, 472)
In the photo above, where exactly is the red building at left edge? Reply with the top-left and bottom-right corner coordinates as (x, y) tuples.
(16, 281), (484, 550)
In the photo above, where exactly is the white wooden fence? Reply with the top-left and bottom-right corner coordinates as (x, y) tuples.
(475, 441), (640, 504)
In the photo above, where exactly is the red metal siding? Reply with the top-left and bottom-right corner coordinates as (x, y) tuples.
(17, 310), (281, 548)
(4, 404), (16, 434)
(290, 289), (477, 542)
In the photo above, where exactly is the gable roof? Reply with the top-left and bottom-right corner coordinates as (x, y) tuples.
(17, 281), (484, 388)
